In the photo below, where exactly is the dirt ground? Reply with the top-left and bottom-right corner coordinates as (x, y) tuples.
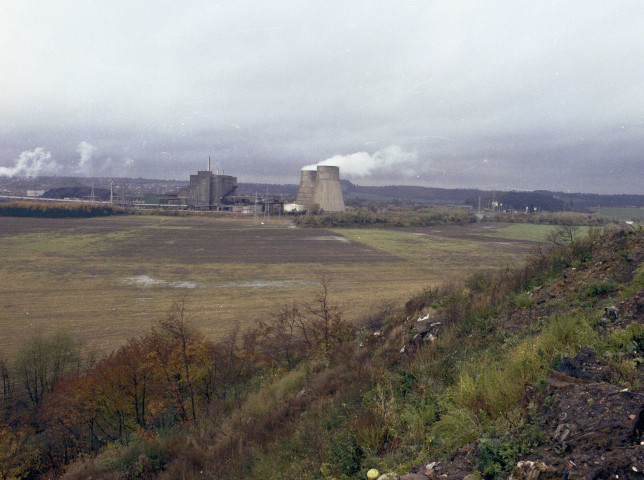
(0, 215), (540, 356)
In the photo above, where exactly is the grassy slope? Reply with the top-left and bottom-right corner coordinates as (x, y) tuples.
(63, 227), (644, 479)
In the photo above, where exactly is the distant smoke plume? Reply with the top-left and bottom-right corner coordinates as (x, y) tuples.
(0, 148), (61, 177)
(76, 141), (97, 175)
(75, 141), (133, 176)
(101, 156), (134, 174)
(303, 145), (418, 178)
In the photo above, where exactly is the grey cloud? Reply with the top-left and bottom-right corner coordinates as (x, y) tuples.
(1, 1), (643, 192)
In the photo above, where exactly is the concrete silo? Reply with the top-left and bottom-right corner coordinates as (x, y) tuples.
(311, 166), (346, 212)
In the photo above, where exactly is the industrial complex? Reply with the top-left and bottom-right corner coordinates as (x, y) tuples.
(0, 159), (348, 214)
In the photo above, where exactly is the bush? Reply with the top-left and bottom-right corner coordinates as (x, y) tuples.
(477, 438), (519, 480)
(329, 431), (363, 476)
(430, 406), (482, 454)
(584, 280), (618, 298)
(0, 201), (126, 218)
(295, 207), (475, 228)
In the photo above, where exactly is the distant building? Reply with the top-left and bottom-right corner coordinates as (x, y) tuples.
(180, 170), (238, 209)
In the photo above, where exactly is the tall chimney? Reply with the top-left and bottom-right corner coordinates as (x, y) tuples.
(208, 156), (211, 172)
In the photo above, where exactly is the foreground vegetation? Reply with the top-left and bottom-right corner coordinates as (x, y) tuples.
(0, 201), (126, 218)
(1, 222), (642, 478)
(295, 206), (474, 228)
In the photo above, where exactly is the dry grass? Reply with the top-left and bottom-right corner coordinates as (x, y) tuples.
(0, 216), (538, 356)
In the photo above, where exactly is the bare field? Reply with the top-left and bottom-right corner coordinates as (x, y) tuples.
(0, 216), (543, 355)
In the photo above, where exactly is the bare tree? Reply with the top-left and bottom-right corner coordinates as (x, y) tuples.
(15, 333), (80, 404)
(158, 298), (197, 421)
(546, 221), (580, 246)
(255, 302), (305, 368)
(303, 274), (352, 358)
(0, 356), (12, 404)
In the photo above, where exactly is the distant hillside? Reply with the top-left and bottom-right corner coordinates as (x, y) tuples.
(464, 191), (565, 212)
(538, 190), (644, 208)
(42, 186), (111, 201)
(236, 180), (644, 210)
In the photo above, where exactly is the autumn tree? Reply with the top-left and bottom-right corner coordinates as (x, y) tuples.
(15, 333), (81, 404)
(303, 274), (353, 358)
(38, 375), (98, 466)
(0, 422), (38, 480)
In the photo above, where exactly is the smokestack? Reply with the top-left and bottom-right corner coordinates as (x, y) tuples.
(208, 156), (211, 172)
(311, 166), (345, 212)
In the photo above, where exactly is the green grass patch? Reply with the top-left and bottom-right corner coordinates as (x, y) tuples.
(477, 224), (592, 242)
(479, 224), (555, 241)
(333, 229), (522, 268)
(593, 207), (644, 221)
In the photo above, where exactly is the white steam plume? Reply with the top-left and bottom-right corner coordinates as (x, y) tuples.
(303, 145), (418, 178)
(76, 141), (97, 175)
(0, 148), (61, 177)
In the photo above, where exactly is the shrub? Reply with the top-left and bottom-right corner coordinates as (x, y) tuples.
(0, 200), (126, 218)
(430, 406), (482, 454)
(329, 431), (363, 476)
(584, 280), (618, 298)
(477, 438), (519, 480)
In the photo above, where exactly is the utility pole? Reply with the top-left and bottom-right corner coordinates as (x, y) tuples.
(253, 192), (259, 226)
(264, 188), (270, 223)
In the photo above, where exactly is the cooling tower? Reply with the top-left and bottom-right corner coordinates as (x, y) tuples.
(311, 166), (345, 212)
(296, 169), (317, 206)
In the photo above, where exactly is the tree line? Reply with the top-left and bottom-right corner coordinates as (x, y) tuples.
(295, 206), (475, 228)
(0, 201), (125, 218)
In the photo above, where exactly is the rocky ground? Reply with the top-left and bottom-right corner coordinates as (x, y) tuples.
(396, 229), (644, 480)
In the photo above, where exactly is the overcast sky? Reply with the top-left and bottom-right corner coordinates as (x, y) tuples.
(1, 1), (643, 193)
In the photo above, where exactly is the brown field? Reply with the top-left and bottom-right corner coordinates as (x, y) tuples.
(0, 215), (545, 356)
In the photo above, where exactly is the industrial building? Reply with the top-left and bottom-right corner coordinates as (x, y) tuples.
(294, 165), (345, 212)
(181, 167), (238, 210)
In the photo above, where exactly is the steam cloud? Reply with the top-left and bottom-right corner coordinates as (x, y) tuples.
(76, 141), (97, 175)
(303, 145), (419, 178)
(75, 141), (134, 176)
(0, 142), (135, 178)
(0, 148), (61, 177)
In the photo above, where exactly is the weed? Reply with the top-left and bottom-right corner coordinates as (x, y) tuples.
(509, 292), (532, 309)
(329, 430), (363, 476)
(477, 437), (519, 480)
(606, 323), (644, 353)
(584, 280), (618, 298)
(431, 406), (482, 454)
